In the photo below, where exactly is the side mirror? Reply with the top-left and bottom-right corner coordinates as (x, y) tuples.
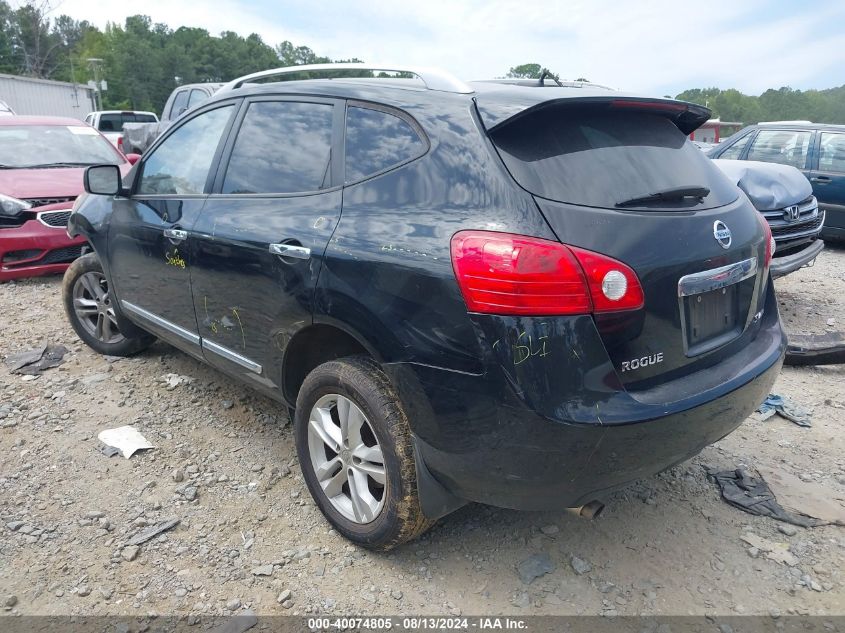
(125, 153), (141, 165)
(84, 164), (122, 196)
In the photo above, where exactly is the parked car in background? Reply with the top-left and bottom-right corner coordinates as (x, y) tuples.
(64, 64), (783, 549)
(0, 99), (14, 116)
(0, 116), (135, 281)
(122, 82), (222, 154)
(708, 122), (845, 241)
(712, 159), (823, 277)
(84, 110), (158, 152)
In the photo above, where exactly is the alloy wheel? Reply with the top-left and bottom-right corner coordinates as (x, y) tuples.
(307, 394), (387, 524)
(72, 271), (125, 345)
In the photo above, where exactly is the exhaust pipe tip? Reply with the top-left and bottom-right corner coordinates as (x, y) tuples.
(566, 500), (605, 519)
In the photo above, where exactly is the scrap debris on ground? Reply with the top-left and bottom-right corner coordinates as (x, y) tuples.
(707, 468), (821, 527)
(785, 331), (845, 366)
(756, 393), (812, 427)
(97, 425), (154, 459)
(4, 344), (66, 376)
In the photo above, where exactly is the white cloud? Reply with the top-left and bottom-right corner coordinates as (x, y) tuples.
(51, 0), (845, 95)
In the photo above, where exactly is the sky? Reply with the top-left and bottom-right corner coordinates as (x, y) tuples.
(51, 0), (845, 96)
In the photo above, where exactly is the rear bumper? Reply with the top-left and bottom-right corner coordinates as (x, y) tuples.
(770, 239), (824, 278)
(387, 288), (785, 513)
(0, 219), (85, 282)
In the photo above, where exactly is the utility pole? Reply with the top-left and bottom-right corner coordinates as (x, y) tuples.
(86, 58), (103, 110)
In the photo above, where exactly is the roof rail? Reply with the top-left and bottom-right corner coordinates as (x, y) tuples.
(758, 120), (813, 125)
(220, 63), (474, 94)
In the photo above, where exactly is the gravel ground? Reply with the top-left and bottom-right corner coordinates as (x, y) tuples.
(1, 245), (843, 618)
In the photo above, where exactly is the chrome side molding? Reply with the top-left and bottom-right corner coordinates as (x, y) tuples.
(121, 300), (200, 345)
(202, 338), (262, 374)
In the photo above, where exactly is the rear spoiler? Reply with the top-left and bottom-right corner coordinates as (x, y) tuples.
(476, 95), (712, 136)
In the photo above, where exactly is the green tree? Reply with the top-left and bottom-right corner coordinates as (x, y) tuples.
(506, 63), (542, 79)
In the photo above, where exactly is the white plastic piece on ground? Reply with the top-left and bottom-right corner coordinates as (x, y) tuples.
(98, 425), (154, 459)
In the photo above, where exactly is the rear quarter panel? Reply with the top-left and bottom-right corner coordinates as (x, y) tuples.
(315, 98), (551, 372)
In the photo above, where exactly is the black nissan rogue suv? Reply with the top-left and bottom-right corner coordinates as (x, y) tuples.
(63, 64), (785, 550)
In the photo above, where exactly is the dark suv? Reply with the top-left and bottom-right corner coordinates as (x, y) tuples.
(64, 64), (784, 550)
(708, 122), (845, 242)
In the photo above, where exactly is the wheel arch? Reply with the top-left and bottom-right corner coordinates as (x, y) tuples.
(281, 321), (383, 405)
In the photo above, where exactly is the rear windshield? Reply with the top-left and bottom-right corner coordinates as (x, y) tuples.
(0, 125), (122, 167)
(490, 108), (737, 210)
(97, 113), (157, 132)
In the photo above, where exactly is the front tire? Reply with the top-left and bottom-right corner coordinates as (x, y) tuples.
(294, 356), (434, 550)
(62, 253), (155, 356)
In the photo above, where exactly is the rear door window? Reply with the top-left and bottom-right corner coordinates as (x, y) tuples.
(222, 100), (334, 194)
(490, 107), (737, 209)
(344, 106), (426, 182)
(746, 129), (811, 169)
(169, 90), (190, 119)
(818, 132), (845, 173)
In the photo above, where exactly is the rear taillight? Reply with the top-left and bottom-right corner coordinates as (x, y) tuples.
(117, 136), (123, 151)
(756, 213), (774, 269)
(569, 245), (645, 313)
(450, 231), (644, 316)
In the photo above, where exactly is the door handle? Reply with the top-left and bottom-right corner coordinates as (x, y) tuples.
(810, 176), (831, 184)
(269, 243), (311, 260)
(163, 228), (188, 242)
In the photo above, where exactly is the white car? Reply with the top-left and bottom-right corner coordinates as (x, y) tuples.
(83, 110), (158, 152)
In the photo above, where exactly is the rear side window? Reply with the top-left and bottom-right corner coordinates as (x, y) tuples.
(718, 133), (751, 159)
(222, 101), (334, 194)
(169, 90), (190, 118)
(490, 108), (737, 209)
(818, 132), (845, 173)
(746, 129), (811, 169)
(345, 106), (426, 182)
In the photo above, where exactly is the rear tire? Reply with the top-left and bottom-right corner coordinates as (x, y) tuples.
(62, 253), (155, 357)
(294, 356), (434, 550)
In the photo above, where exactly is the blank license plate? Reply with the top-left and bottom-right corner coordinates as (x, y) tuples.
(684, 283), (741, 352)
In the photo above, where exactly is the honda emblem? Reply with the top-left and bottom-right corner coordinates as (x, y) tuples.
(784, 205), (800, 222)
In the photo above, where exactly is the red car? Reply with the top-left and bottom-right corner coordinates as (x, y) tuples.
(0, 116), (136, 282)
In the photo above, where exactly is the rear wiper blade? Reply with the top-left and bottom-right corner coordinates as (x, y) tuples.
(616, 186), (710, 208)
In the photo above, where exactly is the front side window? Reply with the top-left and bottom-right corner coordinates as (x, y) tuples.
(345, 106), (426, 182)
(818, 132), (845, 173)
(138, 105), (234, 195)
(718, 133), (751, 159)
(746, 129), (811, 169)
(188, 89), (210, 109)
(222, 101), (334, 194)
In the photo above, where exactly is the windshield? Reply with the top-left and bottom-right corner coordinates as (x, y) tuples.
(0, 125), (123, 168)
(97, 113), (157, 132)
(490, 108), (737, 210)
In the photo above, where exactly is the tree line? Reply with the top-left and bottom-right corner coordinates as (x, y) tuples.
(509, 63), (845, 125)
(0, 1), (360, 113)
(1, 7), (842, 124)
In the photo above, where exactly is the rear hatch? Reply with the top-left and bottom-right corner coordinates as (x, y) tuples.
(477, 94), (770, 389)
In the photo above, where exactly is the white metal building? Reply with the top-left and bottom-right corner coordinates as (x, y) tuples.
(0, 73), (96, 120)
